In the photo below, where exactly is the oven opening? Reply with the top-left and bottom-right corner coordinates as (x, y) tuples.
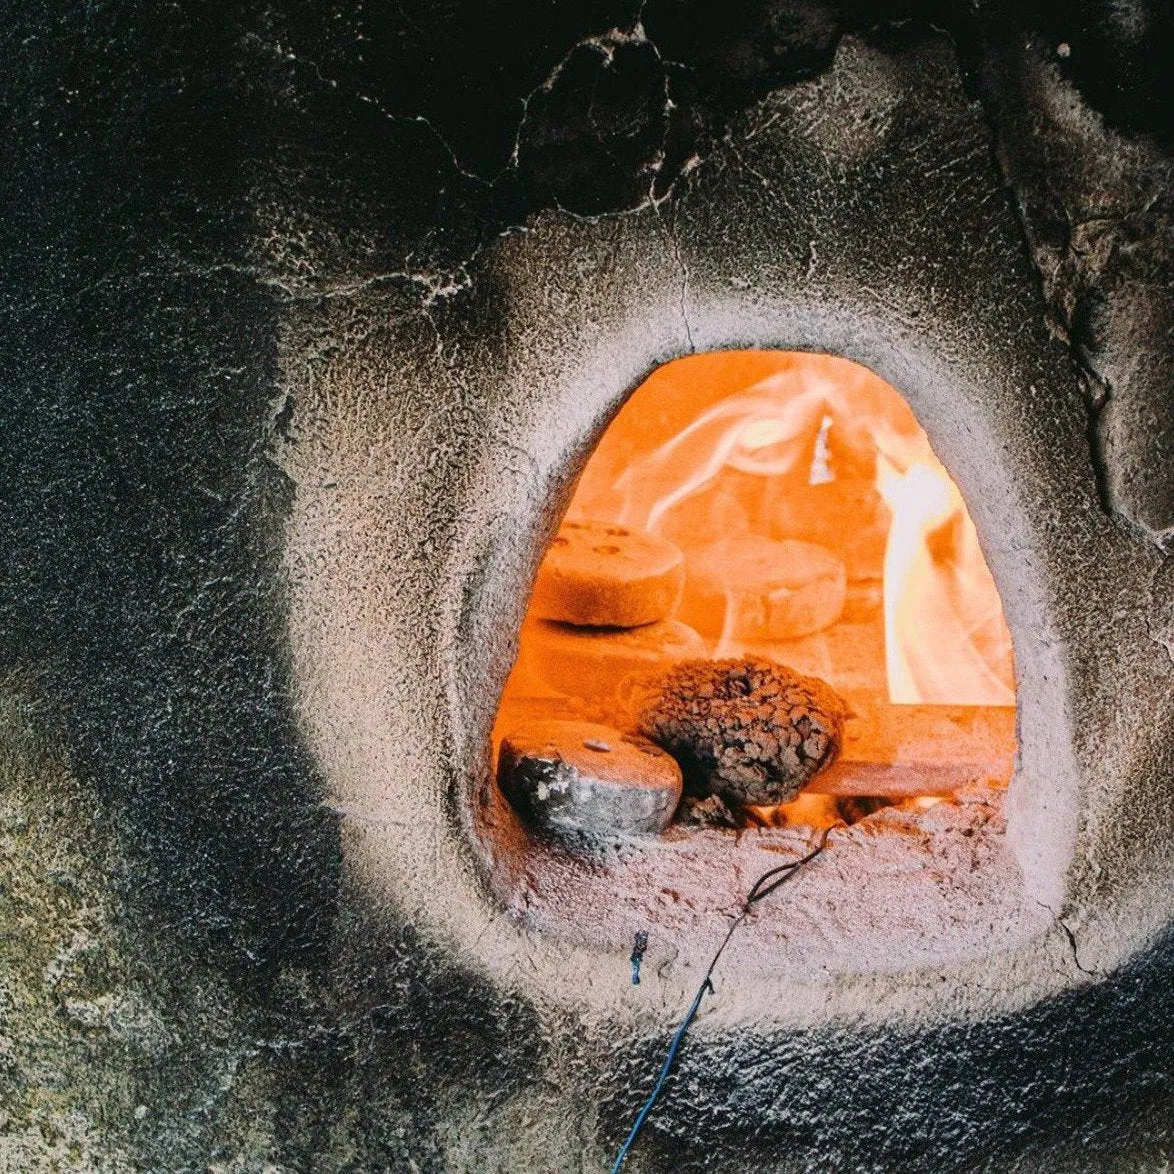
(492, 350), (1016, 841)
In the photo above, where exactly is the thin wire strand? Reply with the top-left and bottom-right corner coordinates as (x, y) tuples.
(610, 827), (832, 1173)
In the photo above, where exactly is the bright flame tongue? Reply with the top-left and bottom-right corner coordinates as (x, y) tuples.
(879, 459), (1014, 705)
(570, 352), (1014, 707)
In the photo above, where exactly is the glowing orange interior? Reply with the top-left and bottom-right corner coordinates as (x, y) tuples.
(496, 351), (1016, 827)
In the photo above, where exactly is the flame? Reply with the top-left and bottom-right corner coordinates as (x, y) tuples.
(878, 457), (1015, 705)
(565, 351), (1014, 707)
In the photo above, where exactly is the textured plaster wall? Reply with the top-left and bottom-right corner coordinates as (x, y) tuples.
(0, 2), (1172, 1171)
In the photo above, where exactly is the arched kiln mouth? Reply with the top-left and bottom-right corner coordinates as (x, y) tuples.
(468, 350), (1041, 982)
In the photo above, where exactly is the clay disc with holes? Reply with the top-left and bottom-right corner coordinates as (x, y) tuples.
(530, 519), (685, 628)
(677, 535), (847, 640)
(497, 719), (683, 838)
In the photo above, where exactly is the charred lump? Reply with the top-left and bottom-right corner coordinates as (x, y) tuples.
(636, 656), (847, 806)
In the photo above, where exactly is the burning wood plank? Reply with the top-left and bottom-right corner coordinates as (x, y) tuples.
(806, 697), (1016, 798)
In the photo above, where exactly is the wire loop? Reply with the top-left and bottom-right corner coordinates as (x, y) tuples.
(610, 827), (832, 1172)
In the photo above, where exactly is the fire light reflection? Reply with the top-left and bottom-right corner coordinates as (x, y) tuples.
(572, 351), (1014, 707)
(496, 350), (1016, 825)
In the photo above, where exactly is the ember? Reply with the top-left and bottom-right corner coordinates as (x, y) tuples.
(494, 350), (1017, 838)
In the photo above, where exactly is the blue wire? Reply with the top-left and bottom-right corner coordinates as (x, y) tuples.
(610, 976), (713, 1174)
(610, 829), (831, 1173)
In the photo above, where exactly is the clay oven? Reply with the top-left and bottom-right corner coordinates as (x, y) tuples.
(286, 29), (1172, 1018)
(268, 5), (1174, 1159)
(275, 14), (1174, 1163)
(484, 348), (1025, 971)
(3, 1), (1174, 1170)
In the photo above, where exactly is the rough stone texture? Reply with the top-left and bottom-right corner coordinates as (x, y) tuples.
(497, 719), (683, 837)
(0, 2), (1172, 1172)
(979, 27), (1174, 546)
(635, 656), (846, 804)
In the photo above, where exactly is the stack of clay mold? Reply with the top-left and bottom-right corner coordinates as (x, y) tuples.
(496, 518), (851, 843)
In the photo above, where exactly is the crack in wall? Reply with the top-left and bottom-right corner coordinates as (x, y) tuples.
(1059, 919), (1096, 978)
(1080, 368), (1119, 523)
(1034, 899), (1097, 978)
(254, 32), (500, 189)
(977, 45), (1174, 549)
(658, 203), (695, 353)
